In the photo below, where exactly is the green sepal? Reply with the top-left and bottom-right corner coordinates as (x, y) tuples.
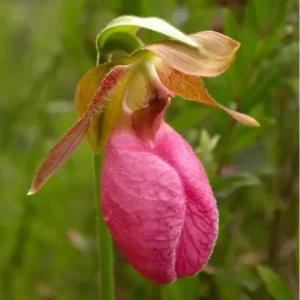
(96, 15), (198, 64)
(98, 32), (144, 64)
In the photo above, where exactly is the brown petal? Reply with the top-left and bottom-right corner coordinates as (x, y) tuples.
(157, 65), (260, 127)
(75, 63), (113, 116)
(28, 66), (129, 195)
(191, 31), (240, 60)
(75, 59), (132, 150)
(142, 31), (240, 77)
(27, 118), (89, 195)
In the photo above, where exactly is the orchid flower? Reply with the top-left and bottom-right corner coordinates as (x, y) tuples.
(28, 16), (259, 284)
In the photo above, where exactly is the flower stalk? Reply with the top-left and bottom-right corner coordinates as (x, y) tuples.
(94, 153), (114, 300)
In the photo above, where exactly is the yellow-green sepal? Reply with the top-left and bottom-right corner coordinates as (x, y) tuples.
(96, 15), (198, 64)
(97, 32), (144, 64)
(75, 59), (135, 153)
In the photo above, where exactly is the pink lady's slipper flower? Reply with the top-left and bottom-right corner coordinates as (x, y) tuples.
(28, 16), (259, 284)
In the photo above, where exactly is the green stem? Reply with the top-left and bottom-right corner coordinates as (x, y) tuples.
(93, 154), (114, 300)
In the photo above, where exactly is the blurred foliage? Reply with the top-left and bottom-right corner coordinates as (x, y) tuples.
(0, 0), (298, 299)
(257, 265), (295, 300)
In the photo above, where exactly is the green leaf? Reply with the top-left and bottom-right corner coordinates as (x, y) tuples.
(140, 0), (176, 21)
(214, 268), (259, 292)
(223, 8), (247, 92)
(243, 1), (260, 32)
(241, 1), (260, 65)
(253, 0), (287, 35)
(168, 105), (207, 131)
(243, 41), (298, 112)
(273, 0), (288, 30)
(196, 129), (221, 165)
(218, 210), (233, 233)
(161, 277), (201, 300)
(96, 15), (198, 62)
(224, 8), (240, 41)
(252, 0), (273, 29)
(60, 0), (91, 72)
(215, 172), (261, 199)
(257, 265), (295, 300)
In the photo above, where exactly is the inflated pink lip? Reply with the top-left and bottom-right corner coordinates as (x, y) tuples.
(102, 122), (218, 284)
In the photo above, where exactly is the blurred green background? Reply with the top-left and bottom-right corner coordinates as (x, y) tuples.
(0, 0), (298, 299)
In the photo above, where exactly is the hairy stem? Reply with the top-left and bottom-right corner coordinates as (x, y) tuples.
(94, 154), (114, 300)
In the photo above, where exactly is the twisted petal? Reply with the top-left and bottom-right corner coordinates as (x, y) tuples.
(76, 59), (133, 151)
(140, 31), (240, 77)
(27, 118), (90, 195)
(156, 65), (260, 127)
(28, 65), (129, 195)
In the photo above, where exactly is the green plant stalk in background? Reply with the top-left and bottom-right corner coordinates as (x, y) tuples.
(93, 154), (114, 300)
